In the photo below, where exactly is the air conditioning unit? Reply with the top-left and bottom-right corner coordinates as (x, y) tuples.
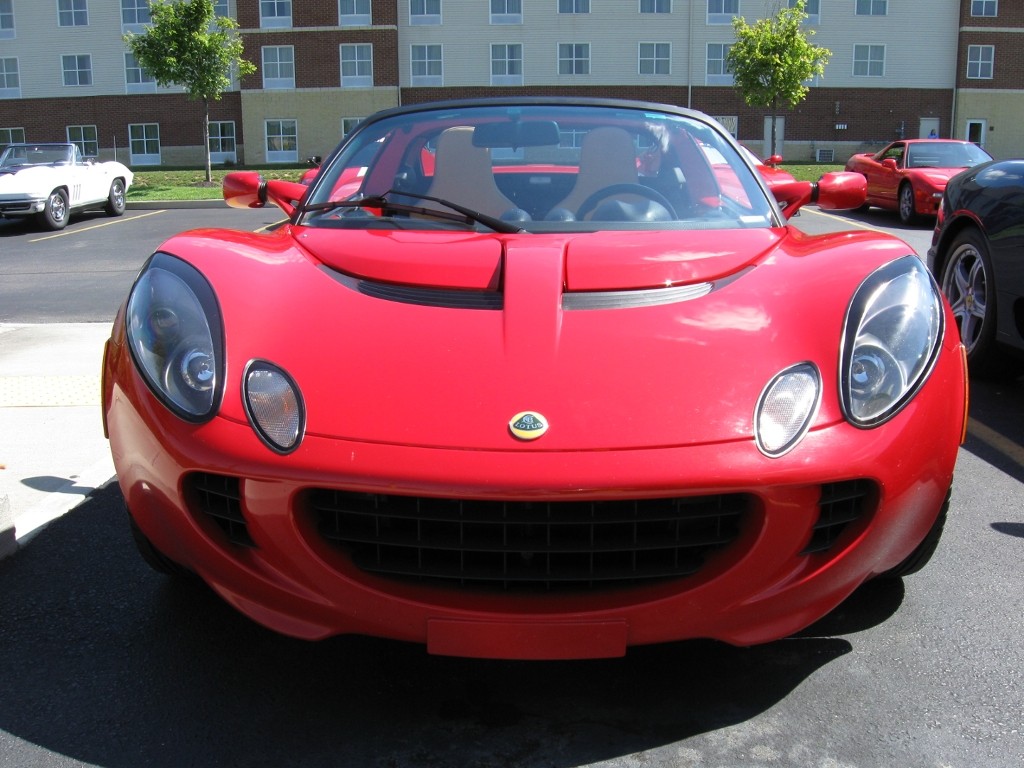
(816, 148), (835, 162)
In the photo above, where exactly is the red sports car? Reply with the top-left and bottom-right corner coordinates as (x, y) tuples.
(845, 139), (992, 224)
(103, 98), (968, 660)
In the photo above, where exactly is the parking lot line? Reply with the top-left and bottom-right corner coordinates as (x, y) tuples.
(28, 209), (167, 243)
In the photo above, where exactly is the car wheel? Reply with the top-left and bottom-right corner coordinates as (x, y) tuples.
(128, 508), (192, 578)
(898, 183), (918, 224)
(939, 228), (1000, 373)
(38, 188), (69, 230)
(105, 178), (126, 216)
(879, 487), (949, 579)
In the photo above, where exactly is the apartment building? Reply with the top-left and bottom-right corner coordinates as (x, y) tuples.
(0, 1), (1016, 167)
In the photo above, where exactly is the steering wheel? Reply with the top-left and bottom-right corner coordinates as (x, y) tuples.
(575, 183), (677, 221)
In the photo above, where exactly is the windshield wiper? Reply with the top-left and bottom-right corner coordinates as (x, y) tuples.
(300, 189), (525, 234)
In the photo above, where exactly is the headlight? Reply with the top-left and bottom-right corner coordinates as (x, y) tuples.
(126, 253), (224, 421)
(755, 363), (821, 457)
(840, 256), (943, 427)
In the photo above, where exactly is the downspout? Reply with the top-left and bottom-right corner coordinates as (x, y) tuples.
(687, 0), (694, 108)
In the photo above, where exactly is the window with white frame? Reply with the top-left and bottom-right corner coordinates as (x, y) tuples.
(640, 0), (670, 12)
(967, 45), (994, 79)
(789, 0), (818, 23)
(62, 54), (92, 86)
(0, 57), (18, 98)
(340, 0), (371, 25)
(129, 123), (160, 165)
(410, 0), (440, 24)
(559, 0), (589, 12)
(855, 0), (886, 15)
(342, 117), (363, 136)
(1, 126), (25, 149)
(707, 0), (738, 24)
(121, 0), (150, 29)
(125, 52), (156, 93)
(58, 0), (88, 27)
(0, 0), (13, 39)
(853, 44), (884, 76)
(491, 43), (523, 85)
(265, 119), (297, 163)
(706, 43), (733, 84)
(491, 0), (522, 24)
(971, 0), (997, 16)
(558, 43), (589, 75)
(213, 0), (229, 17)
(340, 44), (373, 87)
(261, 0), (291, 28)
(209, 121), (236, 163)
(411, 44), (442, 85)
(262, 46), (295, 89)
(67, 125), (98, 157)
(639, 42), (670, 75)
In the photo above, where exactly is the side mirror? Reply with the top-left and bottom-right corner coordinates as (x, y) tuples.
(882, 158), (899, 171)
(766, 155), (783, 168)
(223, 171), (308, 217)
(771, 172), (866, 219)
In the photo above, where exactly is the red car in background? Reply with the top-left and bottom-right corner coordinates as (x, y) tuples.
(845, 139), (992, 224)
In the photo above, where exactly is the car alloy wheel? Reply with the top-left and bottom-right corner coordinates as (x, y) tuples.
(940, 229), (996, 370)
(898, 183), (917, 225)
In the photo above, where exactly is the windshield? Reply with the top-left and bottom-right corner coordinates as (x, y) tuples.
(301, 103), (777, 233)
(906, 142), (992, 169)
(0, 144), (76, 168)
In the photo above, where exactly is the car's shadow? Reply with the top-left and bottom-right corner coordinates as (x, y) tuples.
(0, 483), (904, 768)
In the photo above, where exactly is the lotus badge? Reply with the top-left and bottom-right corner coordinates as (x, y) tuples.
(509, 411), (549, 441)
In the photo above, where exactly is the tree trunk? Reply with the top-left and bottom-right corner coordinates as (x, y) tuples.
(203, 98), (212, 183)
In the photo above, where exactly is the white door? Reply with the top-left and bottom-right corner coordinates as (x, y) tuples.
(919, 118), (940, 139)
(763, 116), (785, 158)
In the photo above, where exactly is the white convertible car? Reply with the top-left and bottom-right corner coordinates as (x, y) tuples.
(0, 143), (134, 230)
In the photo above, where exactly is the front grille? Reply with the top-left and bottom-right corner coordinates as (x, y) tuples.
(307, 490), (750, 592)
(185, 473), (254, 548)
(802, 479), (873, 554)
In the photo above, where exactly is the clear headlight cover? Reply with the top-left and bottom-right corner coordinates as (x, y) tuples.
(755, 363), (821, 457)
(126, 253), (224, 422)
(841, 256), (943, 427)
(243, 361), (305, 454)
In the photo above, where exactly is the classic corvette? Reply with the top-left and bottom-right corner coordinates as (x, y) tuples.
(103, 98), (968, 660)
(845, 139), (991, 225)
(929, 159), (1024, 375)
(0, 142), (133, 230)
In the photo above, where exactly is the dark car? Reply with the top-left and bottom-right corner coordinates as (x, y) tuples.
(929, 159), (1024, 374)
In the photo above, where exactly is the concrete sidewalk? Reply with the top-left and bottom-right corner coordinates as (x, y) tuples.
(0, 323), (115, 558)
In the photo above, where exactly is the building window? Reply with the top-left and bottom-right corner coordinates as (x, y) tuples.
(491, 43), (523, 85)
(410, 0), (440, 24)
(342, 117), (363, 136)
(559, 0), (589, 12)
(340, 44), (373, 87)
(262, 46), (295, 89)
(67, 125), (98, 157)
(0, 57), (18, 98)
(212, 0), (229, 17)
(491, 0), (522, 24)
(0, 0), (13, 40)
(853, 44), (885, 77)
(265, 119), (297, 163)
(855, 0), (886, 15)
(62, 55), (92, 86)
(971, 0), (997, 15)
(706, 43), (733, 84)
(340, 0), (371, 25)
(260, 0), (291, 28)
(789, 0), (818, 23)
(967, 45), (994, 79)
(121, 0), (150, 29)
(640, 0), (670, 12)
(558, 43), (590, 75)
(209, 121), (236, 163)
(1, 126), (25, 149)
(129, 123), (160, 165)
(707, 0), (738, 24)
(125, 52), (156, 93)
(410, 44), (442, 85)
(58, 0), (88, 27)
(639, 42), (670, 75)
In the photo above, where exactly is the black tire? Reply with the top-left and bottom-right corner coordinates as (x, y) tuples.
(128, 507), (193, 578)
(939, 227), (1001, 374)
(105, 178), (126, 216)
(37, 188), (69, 230)
(898, 182), (918, 225)
(879, 487), (949, 579)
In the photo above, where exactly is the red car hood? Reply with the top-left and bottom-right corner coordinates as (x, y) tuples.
(162, 226), (911, 453)
(909, 168), (962, 187)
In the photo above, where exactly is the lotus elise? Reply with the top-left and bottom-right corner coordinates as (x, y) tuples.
(103, 98), (968, 659)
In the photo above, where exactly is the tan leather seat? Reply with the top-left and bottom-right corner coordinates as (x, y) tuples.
(423, 126), (518, 218)
(553, 127), (638, 215)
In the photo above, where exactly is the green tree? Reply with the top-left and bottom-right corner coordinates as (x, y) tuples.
(726, 0), (831, 156)
(124, 0), (255, 181)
